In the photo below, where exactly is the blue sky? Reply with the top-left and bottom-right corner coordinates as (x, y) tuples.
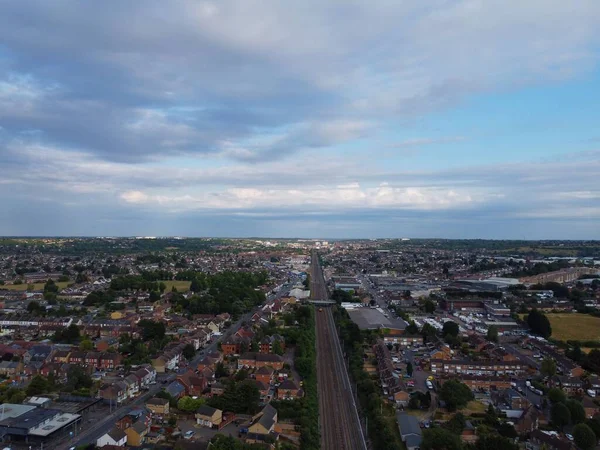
(1, 0), (599, 239)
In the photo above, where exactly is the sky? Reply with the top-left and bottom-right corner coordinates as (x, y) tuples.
(1, 0), (600, 239)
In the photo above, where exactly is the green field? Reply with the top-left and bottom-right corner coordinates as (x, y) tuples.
(547, 313), (600, 342)
(160, 280), (191, 292)
(1, 281), (71, 291)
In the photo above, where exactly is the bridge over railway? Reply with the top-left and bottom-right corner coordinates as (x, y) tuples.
(307, 299), (336, 306)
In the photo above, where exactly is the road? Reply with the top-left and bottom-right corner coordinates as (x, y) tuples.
(57, 282), (292, 450)
(312, 251), (367, 450)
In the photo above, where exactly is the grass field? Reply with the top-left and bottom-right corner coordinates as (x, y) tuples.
(520, 313), (600, 342)
(1, 281), (71, 291)
(160, 280), (191, 292)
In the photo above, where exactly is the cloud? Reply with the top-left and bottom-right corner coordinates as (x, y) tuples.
(0, 1), (598, 164)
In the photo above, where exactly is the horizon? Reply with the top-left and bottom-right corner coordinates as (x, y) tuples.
(1, 1), (599, 239)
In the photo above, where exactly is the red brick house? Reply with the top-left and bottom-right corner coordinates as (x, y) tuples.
(276, 379), (303, 400)
(255, 366), (274, 386)
(100, 353), (122, 370)
(238, 353), (284, 370)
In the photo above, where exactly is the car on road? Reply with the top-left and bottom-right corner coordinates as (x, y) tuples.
(184, 430), (195, 440)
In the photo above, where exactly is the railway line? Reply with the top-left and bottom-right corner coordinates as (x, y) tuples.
(311, 251), (367, 450)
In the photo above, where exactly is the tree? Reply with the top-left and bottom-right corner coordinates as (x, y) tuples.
(406, 362), (413, 377)
(526, 309), (552, 338)
(486, 325), (499, 343)
(422, 427), (462, 450)
(585, 418), (600, 440)
(235, 368), (249, 382)
(439, 379), (474, 412)
(137, 320), (166, 341)
(423, 300), (436, 313)
(551, 402), (571, 429)
(484, 403), (498, 426)
(445, 412), (466, 434)
(177, 396), (205, 412)
(215, 361), (229, 378)
(541, 357), (557, 378)
(79, 339), (94, 351)
(475, 435), (518, 450)
(27, 375), (50, 396)
(27, 300), (44, 315)
(405, 321), (419, 335)
(182, 344), (196, 360)
(566, 399), (586, 425)
(272, 340), (284, 356)
(547, 387), (566, 404)
(421, 323), (437, 342)
(442, 321), (459, 338)
(573, 423), (597, 450)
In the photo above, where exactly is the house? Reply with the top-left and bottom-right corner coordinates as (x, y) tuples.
(255, 366), (274, 386)
(68, 351), (86, 365)
(430, 359), (525, 377)
(85, 352), (101, 368)
(211, 382), (226, 397)
(125, 420), (149, 446)
(134, 365), (156, 387)
(259, 335), (285, 354)
(277, 379), (303, 400)
(583, 396), (600, 419)
(552, 376), (584, 395)
(246, 404), (278, 444)
(151, 356), (167, 373)
(238, 352), (284, 370)
(383, 334), (424, 348)
(97, 427), (127, 448)
(516, 405), (540, 434)
(177, 370), (207, 396)
(527, 429), (574, 450)
(52, 350), (71, 363)
(397, 412), (422, 450)
(124, 374), (140, 397)
(99, 353), (122, 370)
(165, 380), (186, 399)
(146, 397), (170, 416)
(98, 381), (129, 405)
(195, 405), (223, 428)
(254, 380), (270, 401)
(23, 344), (52, 364)
(0, 361), (23, 377)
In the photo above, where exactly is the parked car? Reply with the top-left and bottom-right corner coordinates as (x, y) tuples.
(184, 431), (195, 440)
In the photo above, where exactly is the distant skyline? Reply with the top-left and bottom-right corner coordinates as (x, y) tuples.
(1, 1), (599, 239)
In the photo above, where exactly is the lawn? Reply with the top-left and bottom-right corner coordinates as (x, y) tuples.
(1, 281), (71, 291)
(545, 313), (600, 342)
(160, 280), (191, 292)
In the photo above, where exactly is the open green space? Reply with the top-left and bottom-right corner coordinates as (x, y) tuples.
(1, 281), (71, 291)
(522, 313), (600, 342)
(160, 280), (191, 292)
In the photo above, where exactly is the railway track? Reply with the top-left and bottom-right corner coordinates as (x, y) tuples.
(311, 251), (367, 450)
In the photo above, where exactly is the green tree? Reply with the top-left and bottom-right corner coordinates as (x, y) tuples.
(182, 344), (196, 360)
(26, 375), (50, 396)
(551, 402), (571, 429)
(585, 418), (600, 440)
(215, 361), (229, 378)
(475, 434), (518, 450)
(573, 423), (597, 450)
(486, 325), (499, 343)
(484, 403), (498, 426)
(423, 299), (436, 313)
(137, 319), (166, 341)
(405, 321), (419, 335)
(422, 427), (462, 450)
(566, 399), (586, 425)
(526, 309), (552, 338)
(177, 396), (205, 412)
(439, 379), (474, 412)
(445, 412), (466, 434)
(547, 387), (566, 404)
(442, 321), (459, 338)
(80, 339), (94, 351)
(540, 357), (557, 378)
(272, 340), (284, 356)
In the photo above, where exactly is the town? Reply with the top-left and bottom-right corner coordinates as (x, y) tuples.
(0, 237), (599, 450)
